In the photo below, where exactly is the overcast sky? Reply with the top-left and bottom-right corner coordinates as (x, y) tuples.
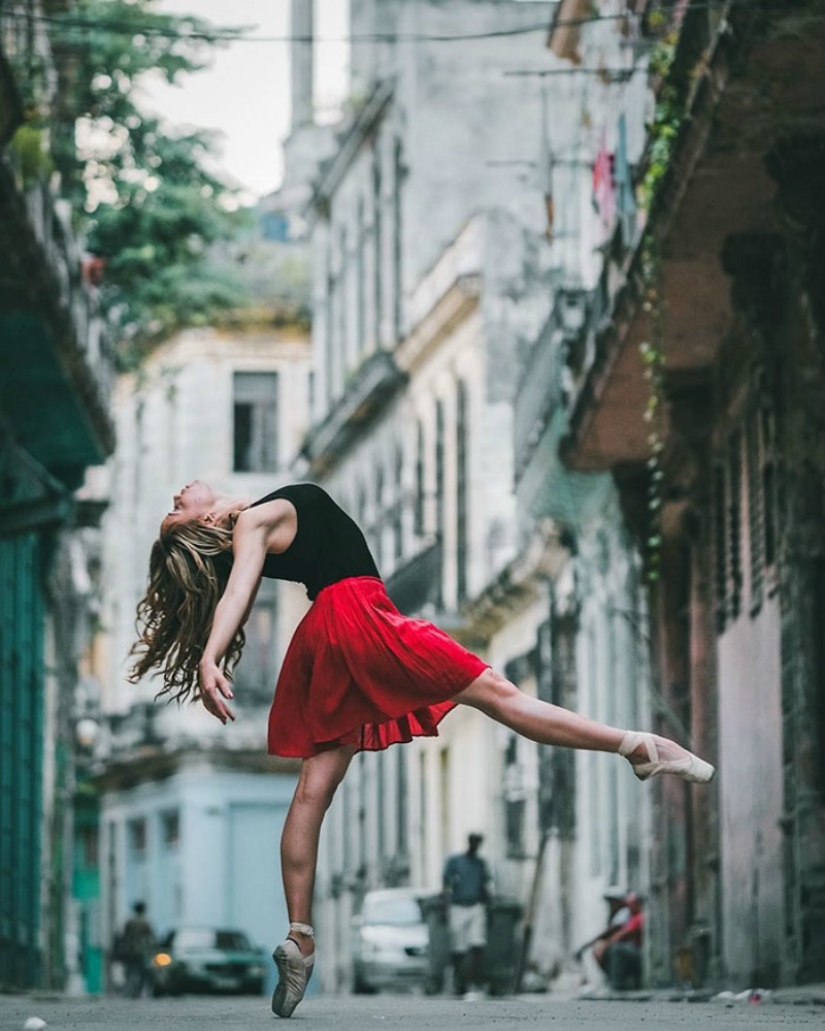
(141, 0), (350, 201)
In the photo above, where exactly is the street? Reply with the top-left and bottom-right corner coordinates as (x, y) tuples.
(2, 992), (825, 1031)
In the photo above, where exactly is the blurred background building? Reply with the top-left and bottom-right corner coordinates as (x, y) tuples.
(3, 0), (825, 998)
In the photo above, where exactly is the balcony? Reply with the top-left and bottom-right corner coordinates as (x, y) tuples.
(384, 538), (442, 616)
(514, 289), (586, 484)
(0, 168), (116, 488)
(556, 3), (825, 476)
(302, 349), (407, 476)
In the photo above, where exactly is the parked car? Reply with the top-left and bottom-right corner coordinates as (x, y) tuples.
(351, 888), (431, 993)
(150, 927), (266, 996)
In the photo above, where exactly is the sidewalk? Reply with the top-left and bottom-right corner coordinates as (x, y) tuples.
(570, 983), (825, 1006)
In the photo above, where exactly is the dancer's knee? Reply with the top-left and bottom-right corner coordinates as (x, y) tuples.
(293, 748), (353, 812)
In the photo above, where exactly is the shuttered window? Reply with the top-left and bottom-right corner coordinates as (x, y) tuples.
(233, 371), (279, 473)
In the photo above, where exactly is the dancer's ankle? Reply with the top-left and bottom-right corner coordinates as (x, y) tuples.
(288, 921), (315, 956)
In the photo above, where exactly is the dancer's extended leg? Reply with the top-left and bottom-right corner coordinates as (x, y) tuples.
(453, 669), (713, 783)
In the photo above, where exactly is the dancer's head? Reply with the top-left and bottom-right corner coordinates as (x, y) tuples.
(129, 481), (245, 703)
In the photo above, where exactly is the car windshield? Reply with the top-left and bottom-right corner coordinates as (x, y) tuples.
(362, 896), (424, 926)
(171, 929), (251, 950)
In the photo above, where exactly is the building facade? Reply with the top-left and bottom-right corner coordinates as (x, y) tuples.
(0, 1), (116, 990)
(549, 0), (825, 987)
(290, 0), (635, 994)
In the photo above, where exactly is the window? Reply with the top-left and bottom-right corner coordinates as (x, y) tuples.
(435, 401), (445, 541)
(161, 811), (180, 848)
(128, 819), (146, 857)
(234, 579), (278, 700)
(414, 420), (425, 536)
(357, 199), (367, 358)
(393, 444), (404, 562)
(746, 401), (779, 613)
(233, 372), (279, 472)
(338, 225), (349, 377)
(76, 824), (98, 868)
(714, 433), (743, 630)
(435, 401), (445, 609)
(456, 380), (469, 602)
(373, 155), (383, 347)
(393, 139), (405, 342)
(504, 736), (525, 859)
(325, 247), (335, 404)
(396, 747), (408, 856)
(374, 464), (385, 570)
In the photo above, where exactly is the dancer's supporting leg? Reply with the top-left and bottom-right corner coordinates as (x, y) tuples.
(273, 744), (356, 1017)
(454, 669), (714, 782)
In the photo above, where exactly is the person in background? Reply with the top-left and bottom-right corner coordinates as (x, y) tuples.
(120, 901), (155, 998)
(443, 833), (492, 999)
(591, 891), (644, 991)
(575, 884), (631, 964)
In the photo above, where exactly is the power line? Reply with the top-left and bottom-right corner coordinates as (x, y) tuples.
(0, 1), (775, 47)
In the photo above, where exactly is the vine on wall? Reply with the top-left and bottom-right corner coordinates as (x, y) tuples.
(638, 34), (682, 213)
(639, 238), (666, 584)
(636, 24), (688, 583)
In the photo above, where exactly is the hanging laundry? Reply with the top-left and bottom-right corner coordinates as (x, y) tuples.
(592, 133), (616, 231)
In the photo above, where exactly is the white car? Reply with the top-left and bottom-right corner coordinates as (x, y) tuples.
(351, 888), (431, 993)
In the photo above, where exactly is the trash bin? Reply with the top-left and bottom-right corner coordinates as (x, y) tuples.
(422, 894), (450, 994)
(483, 898), (523, 996)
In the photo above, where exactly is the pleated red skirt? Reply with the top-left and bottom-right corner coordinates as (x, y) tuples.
(267, 576), (489, 758)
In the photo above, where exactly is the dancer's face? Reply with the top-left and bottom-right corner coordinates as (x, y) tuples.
(161, 480), (219, 533)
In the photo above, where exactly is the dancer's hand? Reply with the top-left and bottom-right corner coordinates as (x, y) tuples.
(198, 659), (236, 724)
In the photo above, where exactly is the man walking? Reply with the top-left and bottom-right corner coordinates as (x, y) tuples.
(120, 901), (155, 998)
(443, 833), (492, 999)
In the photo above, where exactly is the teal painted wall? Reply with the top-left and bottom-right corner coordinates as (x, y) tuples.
(74, 789), (103, 994)
(0, 531), (45, 988)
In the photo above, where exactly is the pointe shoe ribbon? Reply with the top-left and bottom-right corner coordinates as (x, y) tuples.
(271, 937), (315, 1018)
(619, 731), (715, 784)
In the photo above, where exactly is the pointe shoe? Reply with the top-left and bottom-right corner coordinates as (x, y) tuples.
(619, 730), (715, 784)
(271, 935), (315, 1018)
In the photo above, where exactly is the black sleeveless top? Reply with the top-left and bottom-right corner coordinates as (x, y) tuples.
(250, 483), (380, 600)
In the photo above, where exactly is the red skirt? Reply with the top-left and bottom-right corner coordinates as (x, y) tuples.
(267, 576), (489, 758)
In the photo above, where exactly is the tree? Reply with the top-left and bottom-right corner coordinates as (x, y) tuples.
(47, 0), (249, 357)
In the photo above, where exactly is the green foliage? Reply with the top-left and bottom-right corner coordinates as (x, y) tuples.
(8, 124), (54, 187)
(47, 0), (248, 353)
(638, 36), (682, 213)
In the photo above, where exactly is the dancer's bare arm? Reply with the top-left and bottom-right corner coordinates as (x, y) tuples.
(199, 499), (295, 722)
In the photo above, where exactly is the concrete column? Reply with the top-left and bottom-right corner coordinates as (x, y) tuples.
(290, 0), (314, 129)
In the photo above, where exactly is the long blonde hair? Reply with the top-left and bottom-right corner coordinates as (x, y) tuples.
(129, 520), (243, 703)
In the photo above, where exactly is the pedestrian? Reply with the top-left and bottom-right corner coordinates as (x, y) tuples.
(119, 901), (155, 999)
(443, 833), (492, 999)
(130, 481), (715, 1018)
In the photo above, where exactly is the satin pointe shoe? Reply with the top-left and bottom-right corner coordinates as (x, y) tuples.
(272, 923), (315, 1018)
(619, 730), (715, 784)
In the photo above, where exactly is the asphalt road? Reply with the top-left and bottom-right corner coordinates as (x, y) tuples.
(2, 992), (825, 1031)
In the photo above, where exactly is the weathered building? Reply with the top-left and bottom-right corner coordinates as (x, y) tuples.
(505, 0), (658, 988)
(0, 1), (115, 990)
(293, 0), (571, 993)
(554, 0), (825, 987)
